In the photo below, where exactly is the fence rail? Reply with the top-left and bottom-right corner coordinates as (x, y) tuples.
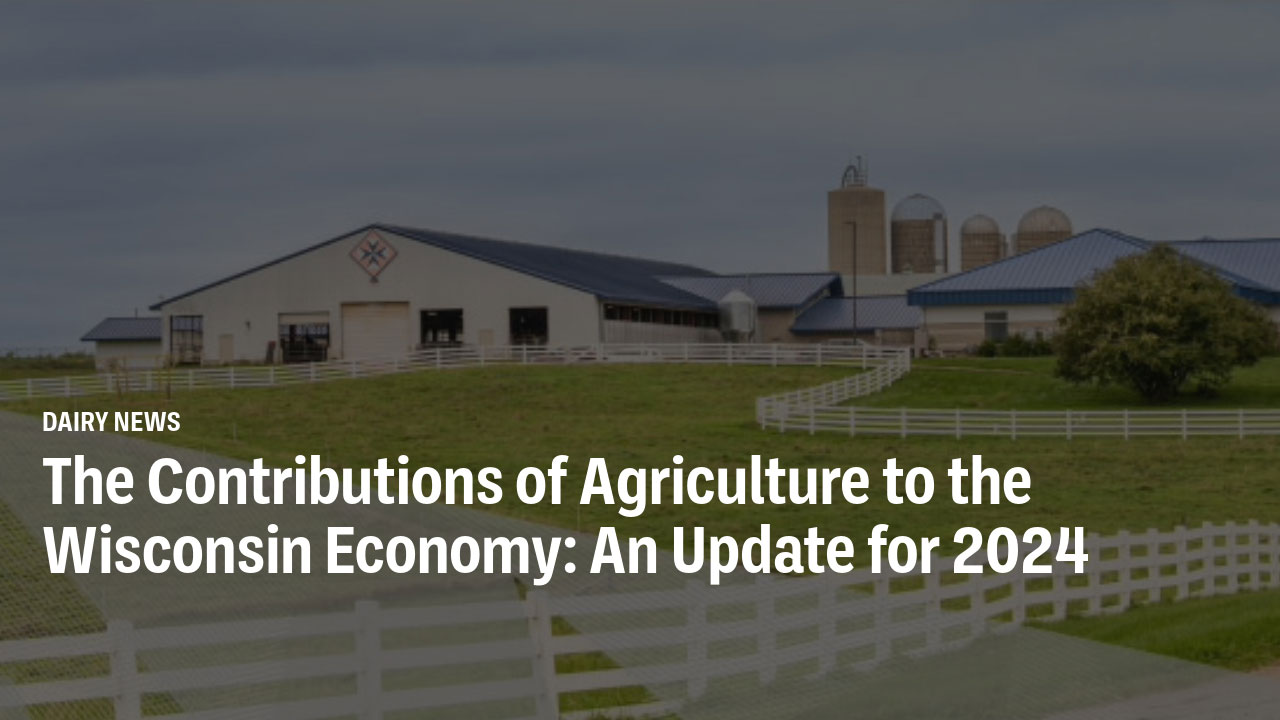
(758, 403), (1280, 439)
(0, 342), (902, 403)
(0, 521), (1275, 719)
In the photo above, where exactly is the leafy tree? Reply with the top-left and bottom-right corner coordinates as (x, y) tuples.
(1055, 244), (1276, 402)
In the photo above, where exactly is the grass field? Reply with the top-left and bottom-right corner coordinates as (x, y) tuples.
(0, 353), (94, 381)
(10, 361), (1280, 548)
(5, 357), (1280, 705)
(860, 356), (1280, 409)
(1038, 588), (1280, 672)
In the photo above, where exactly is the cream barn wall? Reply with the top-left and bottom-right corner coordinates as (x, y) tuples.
(158, 229), (603, 363)
(93, 341), (163, 371)
(922, 304), (1062, 352)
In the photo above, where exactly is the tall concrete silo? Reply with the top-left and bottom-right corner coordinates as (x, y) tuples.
(827, 158), (888, 277)
(890, 193), (947, 274)
(960, 214), (1004, 271)
(1013, 206), (1072, 254)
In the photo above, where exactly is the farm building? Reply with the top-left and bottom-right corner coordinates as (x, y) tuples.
(791, 295), (923, 345)
(145, 225), (866, 365)
(80, 317), (162, 370)
(908, 229), (1280, 352)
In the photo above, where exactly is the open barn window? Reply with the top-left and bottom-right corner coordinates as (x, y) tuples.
(170, 315), (203, 365)
(509, 307), (548, 345)
(421, 309), (463, 346)
(984, 311), (1009, 342)
(279, 321), (330, 363)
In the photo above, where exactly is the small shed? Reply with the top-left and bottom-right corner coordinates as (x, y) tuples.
(81, 317), (163, 371)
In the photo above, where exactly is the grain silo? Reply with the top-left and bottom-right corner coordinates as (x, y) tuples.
(959, 214), (1004, 271)
(890, 193), (947, 274)
(1013, 206), (1072, 254)
(827, 158), (888, 277)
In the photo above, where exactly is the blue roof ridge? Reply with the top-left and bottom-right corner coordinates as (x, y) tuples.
(152, 222), (716, 311)
(907, 228), (1149, 294)
(380, 224), (711, 274)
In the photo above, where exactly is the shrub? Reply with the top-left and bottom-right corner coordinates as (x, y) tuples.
(1055, 245), (1277, 402)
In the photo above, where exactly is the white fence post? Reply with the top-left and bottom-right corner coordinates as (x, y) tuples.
(0, 518), (1274, 719)
(109, 619), (141, 720)
(686, 579), (709, 699)
(817, 582), (838, 675)
(757, 575), (777, 685)
(355, 600), (383, 720)
(526, 590), (558, 720)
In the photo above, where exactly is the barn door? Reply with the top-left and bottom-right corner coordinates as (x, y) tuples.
(341, 302), (410, 360)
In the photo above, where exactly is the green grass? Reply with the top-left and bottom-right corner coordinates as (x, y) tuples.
(860, 356), (1280, 409)
(1042, 589), (1280, 672)
(7, 360), (1280, 700)
(12, 363), (1280, 546)
(0, 353), (95, 381)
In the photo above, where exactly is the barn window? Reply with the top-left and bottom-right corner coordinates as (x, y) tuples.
(279, 322), (330, 363)
(421, 309), (463, 346)
(509, 307), (549, 345)
(170, 315), (203, 365)
(984, 311), (1009, 342)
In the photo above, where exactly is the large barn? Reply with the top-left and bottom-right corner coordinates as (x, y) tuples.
(143, 224), (865, 365)
(908, 229), (1280, 351)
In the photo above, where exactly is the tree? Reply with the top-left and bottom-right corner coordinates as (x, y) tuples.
(1055, 244), (1276, 402)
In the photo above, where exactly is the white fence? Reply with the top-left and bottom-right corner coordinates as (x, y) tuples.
(750, 351), (1280, 439)
(0, 343), (900, 403)
(1, 521), (1275, 719)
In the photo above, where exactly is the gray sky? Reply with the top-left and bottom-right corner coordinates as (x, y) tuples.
(4, 1), (1280, 349)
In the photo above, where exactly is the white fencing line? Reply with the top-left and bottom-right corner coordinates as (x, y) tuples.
(753, 352), (1280, 439)
(0, 520), (1275, 718)
(0, 342), (902, 403)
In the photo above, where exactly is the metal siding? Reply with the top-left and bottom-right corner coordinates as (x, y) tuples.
(81, 317), (162, 342)
(791, 296), (922, 333)
(154, 223), (717, 312)
(655, 274), (840, 309)
(909, 229), (1149, 300)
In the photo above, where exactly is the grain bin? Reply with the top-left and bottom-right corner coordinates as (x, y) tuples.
(890, 193), (947, 274)
(959, 214), (1004, 270)
(827, 158), (888, 276)
(1013, 206), (1072, 254)
(718, 290), (757, 342)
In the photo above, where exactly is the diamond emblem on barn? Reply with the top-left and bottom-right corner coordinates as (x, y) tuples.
(350, 231), (398, 280)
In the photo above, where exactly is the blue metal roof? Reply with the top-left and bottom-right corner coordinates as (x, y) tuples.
(1168, 238), (1280, 293)
(908, 229), (1150, 307)
(384, 225), (717, 309)
(909, 229), (1280, 307)
(153, 224), (718, 311)
(656, 273), (841, 309)
(82, 317), (162, 342)
(791, 295), (922, 334)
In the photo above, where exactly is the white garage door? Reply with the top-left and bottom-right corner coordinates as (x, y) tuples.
(341, 302), (410, 361)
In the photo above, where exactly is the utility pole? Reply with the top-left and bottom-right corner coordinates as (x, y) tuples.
(845, 220), (858, 343)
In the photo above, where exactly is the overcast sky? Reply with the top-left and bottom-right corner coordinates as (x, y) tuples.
(4, 2), (1280, 349)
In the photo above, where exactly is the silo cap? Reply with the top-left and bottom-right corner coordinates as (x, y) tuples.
(891, 193), (946, 222)
(1017, 206), (1072, 234)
